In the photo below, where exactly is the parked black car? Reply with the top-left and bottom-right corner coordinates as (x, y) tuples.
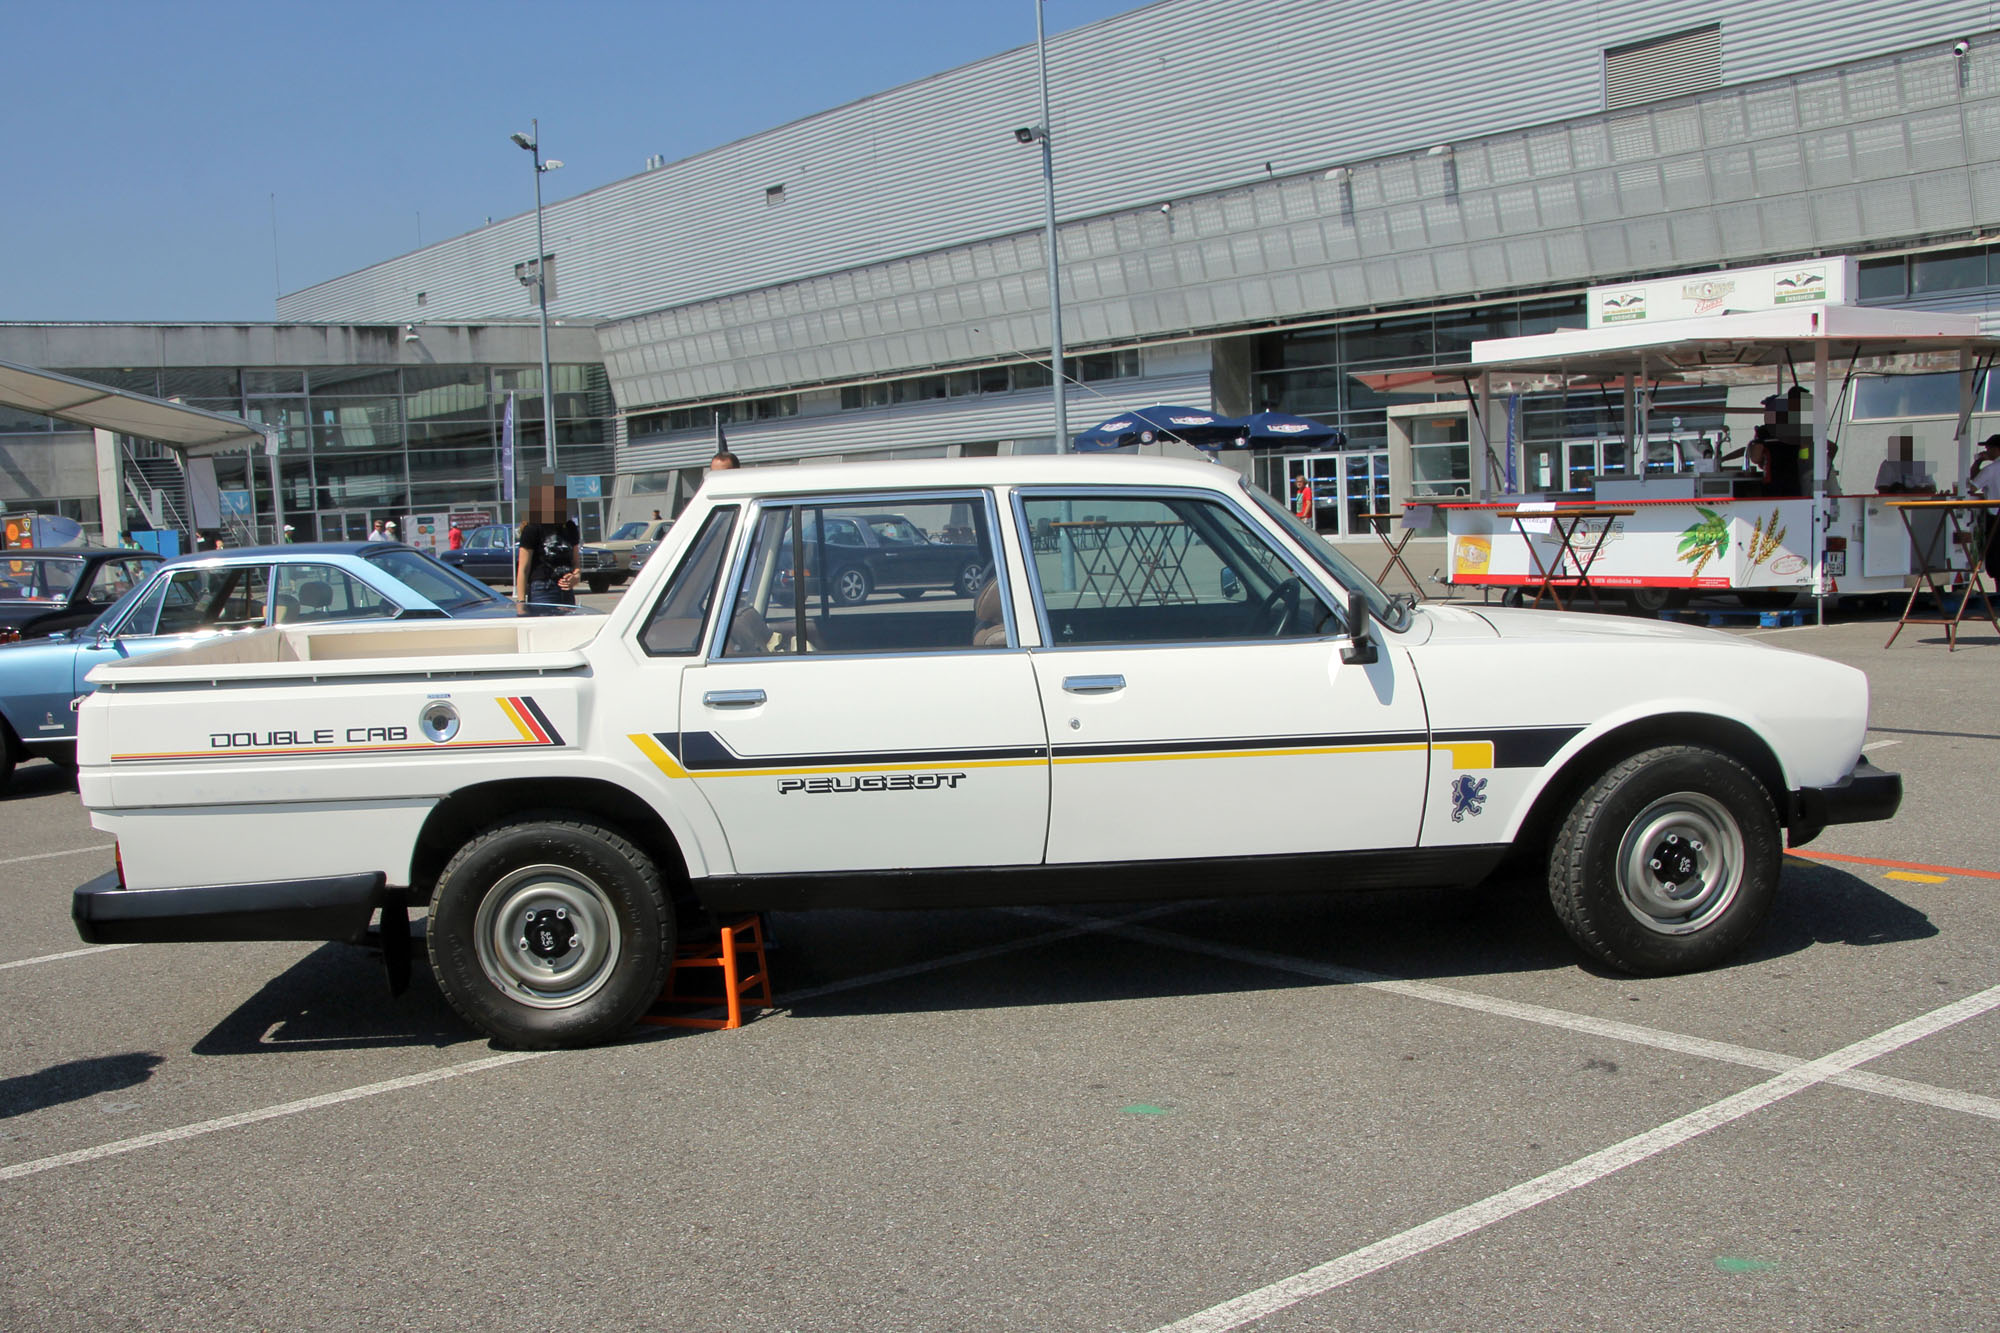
(0, 547), (162, 645)
(779, 511), (990, 605)
(437, 524), (516, 585)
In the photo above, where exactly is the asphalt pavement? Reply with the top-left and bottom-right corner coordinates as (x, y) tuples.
(1, 597), (1994, 1331)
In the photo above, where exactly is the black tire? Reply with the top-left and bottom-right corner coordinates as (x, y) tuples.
(1547, 745), (1780, 976)
(954, 561), (989, 599)
(427, 816), (673, 1049)
(897, 589), (925, 601)
(586, 574), (613, 595)
(1622, 586), (1688, 615)
(0, 723), (15, 795)
(832, 565), (871, 605)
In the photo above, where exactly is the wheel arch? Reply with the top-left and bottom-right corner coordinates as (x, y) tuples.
(408, 777), (693, 905)
(1504, 711), (1789, 856)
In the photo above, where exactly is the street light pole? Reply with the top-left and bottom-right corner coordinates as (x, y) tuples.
(1033, 0), (1066, 449)
(511, 119), (562, 473)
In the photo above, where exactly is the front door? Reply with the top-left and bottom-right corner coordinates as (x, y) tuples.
(674, 492), (1049, 876)
(1017, 489), (1428, 865)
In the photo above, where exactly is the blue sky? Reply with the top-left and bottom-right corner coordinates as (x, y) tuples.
(9, 0), (1148, 323)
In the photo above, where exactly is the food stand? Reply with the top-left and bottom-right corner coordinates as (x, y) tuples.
(1372, 258), (2000, 618)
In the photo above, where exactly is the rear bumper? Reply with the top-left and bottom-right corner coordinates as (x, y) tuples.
(73, 869), (388, 945)
(1787, 757), (1902, 848)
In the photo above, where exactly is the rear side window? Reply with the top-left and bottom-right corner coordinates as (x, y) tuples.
(639, 507), (738, 655)
(276, 564), (397, 622)
(721, 496), (999, 657)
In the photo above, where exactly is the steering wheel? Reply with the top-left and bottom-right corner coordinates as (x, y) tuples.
(1254, 577), (1303, 637)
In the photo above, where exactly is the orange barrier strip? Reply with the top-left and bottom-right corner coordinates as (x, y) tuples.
(1787, 848), (2000, 882)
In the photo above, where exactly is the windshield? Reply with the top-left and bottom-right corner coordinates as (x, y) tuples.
(609, 522), (649, 541)
(1242, 480), (1409, 630)
(365, 548), (503, 612)
(0, 554), (85, 604)
(89, 572), (162, 635)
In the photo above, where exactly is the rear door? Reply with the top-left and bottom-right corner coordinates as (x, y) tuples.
(1016, 488), (1430, 865)
(674, 490), (1048, 875)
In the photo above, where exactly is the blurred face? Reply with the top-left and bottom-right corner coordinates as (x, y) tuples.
(531, 483), (568, 522)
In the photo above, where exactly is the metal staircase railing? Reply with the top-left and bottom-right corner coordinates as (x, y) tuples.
(120, 441), (193, 546)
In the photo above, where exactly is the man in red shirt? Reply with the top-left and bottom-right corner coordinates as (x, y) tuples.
(448, 524), (464, 551)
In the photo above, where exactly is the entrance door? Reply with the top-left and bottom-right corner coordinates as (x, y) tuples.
(1283, 452), (1390, 537)
(318, 510), (372, 541)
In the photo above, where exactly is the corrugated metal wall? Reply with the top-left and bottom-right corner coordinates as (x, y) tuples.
(277, 0), (1993, 327)
(598, 35), (2000, 415)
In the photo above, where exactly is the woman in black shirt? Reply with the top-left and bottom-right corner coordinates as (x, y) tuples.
(514, 478), (581, 613)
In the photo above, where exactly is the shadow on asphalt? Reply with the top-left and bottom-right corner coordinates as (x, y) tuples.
(0, 1051), (163, 1118)
(191, 941), (469, 1056)
(0, 758), (76, 801)
(177, 864), (1933, 1047)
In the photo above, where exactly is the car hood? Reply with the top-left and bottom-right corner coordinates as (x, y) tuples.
(1436, 602), (1743, 646)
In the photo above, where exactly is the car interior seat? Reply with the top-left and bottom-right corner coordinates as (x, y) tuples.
(296, 580), (334, 621)
(971, 579), (1008, 647)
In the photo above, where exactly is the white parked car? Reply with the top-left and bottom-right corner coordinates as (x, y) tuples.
(71, 457), (1898, 1048)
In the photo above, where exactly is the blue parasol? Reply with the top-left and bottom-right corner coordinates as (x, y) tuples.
(1071, 405), (1247, 451)
(1239, 410), (1344, 449)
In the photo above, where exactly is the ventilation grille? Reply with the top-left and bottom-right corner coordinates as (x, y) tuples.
(1605, 24), (1721, 110)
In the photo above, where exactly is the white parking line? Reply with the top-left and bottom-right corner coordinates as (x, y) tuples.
(1045, 913), (2000, 1124)
(0, 944), (137, 973)
(0, 845), (111, 868)
(0, 904), (1181, 1185)
(1861, 739), (1902, 752)
(1148, 983), (2000, 1333)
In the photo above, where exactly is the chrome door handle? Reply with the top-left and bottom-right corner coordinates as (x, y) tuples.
(702, 689), (767, 708)
(1061, 674), (1125, 694)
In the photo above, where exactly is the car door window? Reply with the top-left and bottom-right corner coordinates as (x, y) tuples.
(83, 558), (152, 605)
(275, 564), (397, 622)
(151, 566), (272, 635)
(722, 495), (999, 657)
(639, 506), (737, 655)
(1019, 494), (1336, 645)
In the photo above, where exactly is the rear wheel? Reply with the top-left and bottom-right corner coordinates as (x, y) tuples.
(427, 816), (673, 1048)
(0, 723), (15, 795)
(1547, 745), (1779, 975)
(1623, 586), (1687, 615)
(954, 561), (990, 599)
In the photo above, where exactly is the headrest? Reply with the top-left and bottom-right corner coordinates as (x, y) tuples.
(974, 578), (1003, 625)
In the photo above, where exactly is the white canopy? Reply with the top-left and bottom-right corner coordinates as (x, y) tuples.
(0, 358), (266, 456)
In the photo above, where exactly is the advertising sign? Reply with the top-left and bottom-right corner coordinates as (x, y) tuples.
(1445, 499), (1815, 590)
(1587, 258), (1857, 329)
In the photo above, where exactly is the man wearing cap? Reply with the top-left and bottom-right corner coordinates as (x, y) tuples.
(384, 520), (401, 544)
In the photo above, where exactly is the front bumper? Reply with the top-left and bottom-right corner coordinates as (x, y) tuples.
(1787, 757), (1903, 848)
(73, 869), (388, 945)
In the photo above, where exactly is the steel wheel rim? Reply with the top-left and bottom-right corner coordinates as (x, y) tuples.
(1614, 791), (1744, 935)
(473, 863), (622, 1008)
(959, 563), (987, 595)
(837, 569), (867, 602)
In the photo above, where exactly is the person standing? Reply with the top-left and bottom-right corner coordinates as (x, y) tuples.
(1972, 436), (2000, 584)
(367, 519), (387, 542)
(514, 478), (580, 614)
(383, 520), (401, 544)
(448, 523), (464, 551)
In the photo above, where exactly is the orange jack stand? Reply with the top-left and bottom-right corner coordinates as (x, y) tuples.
(641, 914), (772, 1031)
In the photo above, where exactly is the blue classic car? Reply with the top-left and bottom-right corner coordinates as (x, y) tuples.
(0, 542), (523, 791)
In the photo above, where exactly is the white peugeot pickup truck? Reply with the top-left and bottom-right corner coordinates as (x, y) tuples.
(71, 457), (1899, 1048)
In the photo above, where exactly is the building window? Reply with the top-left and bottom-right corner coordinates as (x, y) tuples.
(1604, 24), (1721, 110)
(765, 184), (786, 206)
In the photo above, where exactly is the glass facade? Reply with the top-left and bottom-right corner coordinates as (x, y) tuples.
(60, 363), (612, 543)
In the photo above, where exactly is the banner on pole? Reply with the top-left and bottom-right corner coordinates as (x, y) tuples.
(501, 392), (517, 505)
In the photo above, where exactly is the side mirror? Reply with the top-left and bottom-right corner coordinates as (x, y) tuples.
(1219, 566), (1242, 600)
(1339, 588), (1378, 665)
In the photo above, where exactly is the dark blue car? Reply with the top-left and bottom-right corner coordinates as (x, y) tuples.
(0, 542), (519, 792)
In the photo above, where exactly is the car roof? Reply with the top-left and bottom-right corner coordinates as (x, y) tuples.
(2, 545), (154, 559)
(159, 541), (405, 566)
(695, 454), (1237, 501)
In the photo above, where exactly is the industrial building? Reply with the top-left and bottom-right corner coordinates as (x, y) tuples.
(5, 0), (2000, 552)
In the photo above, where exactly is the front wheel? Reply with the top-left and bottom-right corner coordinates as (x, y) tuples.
(427, 816), (673, 1048)
(1547, 745), (1780, 975)
(586, 574), (613, 595)
(954, 562), (989, 599)
(0, 724), (15, 795)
